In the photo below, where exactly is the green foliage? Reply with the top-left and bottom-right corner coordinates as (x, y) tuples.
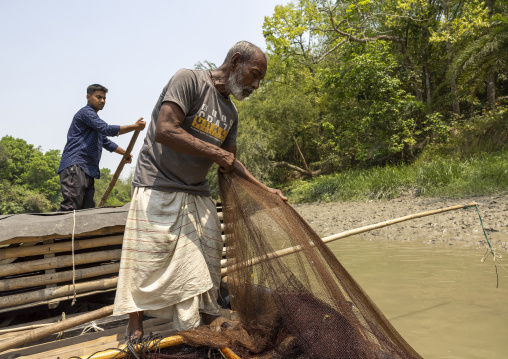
(194, 60), (217, 71)
(321, 42), (431, 164)
(94, 168), (133, 207)
(287, 149), (508, 203)
(429, 0), (490, 44)
(450, 12), (508, 101)
(0, 180), (54, 214)
(0, 136), (61, 213)
(420, 106), (508, 160)
(0, 135), (133, 214)
(232, 0), (507, 186)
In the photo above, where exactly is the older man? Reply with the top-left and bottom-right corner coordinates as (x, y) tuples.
(113, 41), (285, 340)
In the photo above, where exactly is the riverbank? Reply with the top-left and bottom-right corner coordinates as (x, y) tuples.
(292, 194), (508, 252)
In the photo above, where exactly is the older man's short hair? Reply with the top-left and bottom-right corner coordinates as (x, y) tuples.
(224, 41), (268, 64)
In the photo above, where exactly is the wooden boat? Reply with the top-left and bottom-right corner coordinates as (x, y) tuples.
(0, 204), (229, 358)
(0, 200), (472, 358)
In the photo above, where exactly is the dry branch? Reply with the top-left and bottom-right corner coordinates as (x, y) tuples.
(271, 161), (322, 178)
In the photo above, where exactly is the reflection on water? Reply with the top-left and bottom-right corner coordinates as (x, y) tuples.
(328, 237), (508, 359)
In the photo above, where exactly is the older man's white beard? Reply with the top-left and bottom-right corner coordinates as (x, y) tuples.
(226, 70), (253, 101)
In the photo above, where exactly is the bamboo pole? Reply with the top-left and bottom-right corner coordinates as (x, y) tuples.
(0, 243), (37, 265)
(0, 277), (118, 309)
(43, 239), (58, 309)
(99, 129), (141, 207)
(0, 323), (52, 334)
(0, 288), (116, 315)
(0, 305), (114, 354)
(0, 249), (121, 277)
(0, 263), (120, 291)
(0, 235), (123, 260)
(221, 202), (478, 275)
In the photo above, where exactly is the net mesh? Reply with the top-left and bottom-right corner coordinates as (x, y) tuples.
(176, 169), (421, 358)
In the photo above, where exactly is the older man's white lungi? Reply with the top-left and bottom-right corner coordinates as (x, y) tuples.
(113, 187), (223, 331)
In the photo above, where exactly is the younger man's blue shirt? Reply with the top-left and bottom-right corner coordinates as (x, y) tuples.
(58, 105), (120, 179)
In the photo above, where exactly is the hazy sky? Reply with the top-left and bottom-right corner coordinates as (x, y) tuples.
(0, 0), (287, 178)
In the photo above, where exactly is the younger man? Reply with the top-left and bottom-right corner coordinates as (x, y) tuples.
(58, 84), (145, 211)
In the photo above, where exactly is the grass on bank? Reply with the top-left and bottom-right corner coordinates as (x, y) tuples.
(285, 150), (508, 203)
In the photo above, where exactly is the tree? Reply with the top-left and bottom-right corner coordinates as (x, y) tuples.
(0, 136), (62, 214)
(449, 9), (508, 107)
(93, 168), (133, 207)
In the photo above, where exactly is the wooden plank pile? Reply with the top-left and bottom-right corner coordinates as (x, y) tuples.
(0, 203), (228, 358)
(0, 208), (129, 315)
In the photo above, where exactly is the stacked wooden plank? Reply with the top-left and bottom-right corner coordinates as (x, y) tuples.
(0, 203), (226, 317)
(0, 206), (129, 315)
(0, 203), (229, 358)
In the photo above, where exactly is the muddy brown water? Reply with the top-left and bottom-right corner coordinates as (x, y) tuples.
(328, 237), (508, 359)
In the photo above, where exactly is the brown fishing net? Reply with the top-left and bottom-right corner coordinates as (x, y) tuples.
(174, 169), (422, 359)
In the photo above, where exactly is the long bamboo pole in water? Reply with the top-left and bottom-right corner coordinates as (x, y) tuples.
(221, 202), (478, 275)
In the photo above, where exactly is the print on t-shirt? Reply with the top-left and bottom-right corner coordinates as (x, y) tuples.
(190, 104), (232, 143)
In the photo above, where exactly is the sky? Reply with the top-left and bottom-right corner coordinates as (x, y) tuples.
(0, 0), (288, 178)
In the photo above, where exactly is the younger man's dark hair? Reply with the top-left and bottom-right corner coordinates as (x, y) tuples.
(87, 84), (108, 94)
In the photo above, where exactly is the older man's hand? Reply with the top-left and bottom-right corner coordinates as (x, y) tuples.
(217, 150), (236, 174)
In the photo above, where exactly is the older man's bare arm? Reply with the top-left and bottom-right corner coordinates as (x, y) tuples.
(154, 102), (236, 172)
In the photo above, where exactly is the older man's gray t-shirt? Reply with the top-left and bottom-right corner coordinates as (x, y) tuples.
(132, 69), (238, 196)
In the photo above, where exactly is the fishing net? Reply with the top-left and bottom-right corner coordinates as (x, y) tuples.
(174, 169), (422, 359)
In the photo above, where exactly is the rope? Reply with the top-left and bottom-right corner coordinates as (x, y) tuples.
(56, 312), (66, 340)
(71, 209), (77, 306)
(468, 204), (508, 288)
(80, 321), (104, 335)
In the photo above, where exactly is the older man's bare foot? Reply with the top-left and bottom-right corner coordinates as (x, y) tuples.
(126, 311), (144, 342)
(125, 328), (143, 342)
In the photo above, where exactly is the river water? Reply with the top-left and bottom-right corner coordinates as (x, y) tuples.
(328, 238), (508, 359)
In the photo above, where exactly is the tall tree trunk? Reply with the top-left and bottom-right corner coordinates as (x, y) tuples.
(443, 2), (460, 114)
(486, 0), (496, 107)
(424, 59), (432, 108)
(487, 72), (496, 108)
(446, 42), (460, 114)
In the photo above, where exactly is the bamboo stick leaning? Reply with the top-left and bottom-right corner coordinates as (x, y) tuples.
(221, 202), (478, 275)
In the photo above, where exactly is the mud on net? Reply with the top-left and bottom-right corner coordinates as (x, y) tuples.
(176, 169), (422, 359)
